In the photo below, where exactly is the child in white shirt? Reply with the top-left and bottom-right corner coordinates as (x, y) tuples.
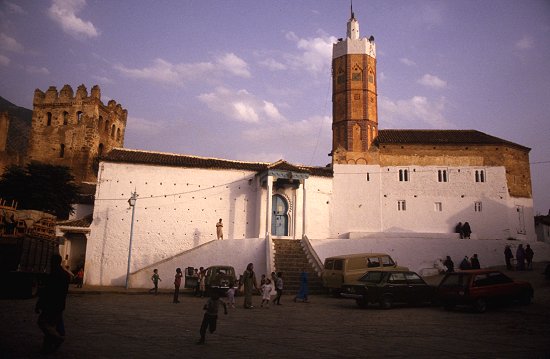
(260, 278), (273, 308)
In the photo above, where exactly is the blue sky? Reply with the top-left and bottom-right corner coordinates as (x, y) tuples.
(0, 0), (549, 214)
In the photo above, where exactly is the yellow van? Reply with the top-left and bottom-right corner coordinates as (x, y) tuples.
(322, 253), (408, 293)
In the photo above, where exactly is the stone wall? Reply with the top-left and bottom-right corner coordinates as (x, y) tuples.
(27, 84), (127, 183)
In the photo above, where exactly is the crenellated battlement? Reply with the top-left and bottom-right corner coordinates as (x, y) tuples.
(27, 84), (128, 183)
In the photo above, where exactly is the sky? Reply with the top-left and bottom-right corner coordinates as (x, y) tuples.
(0, 0), (549, 214)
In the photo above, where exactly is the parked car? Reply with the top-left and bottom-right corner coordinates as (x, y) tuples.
(341, 270), (434, 309)
(323, 253), (408, 294)
(184, 265), (237, 295)
(436, 269), (533, 313)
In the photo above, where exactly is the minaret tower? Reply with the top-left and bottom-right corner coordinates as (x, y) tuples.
(331, 6), (378, 164)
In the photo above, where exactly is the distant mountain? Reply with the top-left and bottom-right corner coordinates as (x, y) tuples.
(0, 96), (32, 155)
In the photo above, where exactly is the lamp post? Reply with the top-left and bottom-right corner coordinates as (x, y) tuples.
(125, 191), (138, 289)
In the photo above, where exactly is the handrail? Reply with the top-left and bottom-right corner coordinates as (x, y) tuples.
(301, 235), (323, 277)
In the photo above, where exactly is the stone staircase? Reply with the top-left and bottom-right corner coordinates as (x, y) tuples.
(273, 238), (324, 295)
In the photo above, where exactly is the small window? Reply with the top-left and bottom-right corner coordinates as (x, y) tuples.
(434, 202), (442, 212)
(324, 259), (334, 270)
(333, 260), (344, 270)
(398, 200), (406, 211)
(77, 111), (83, 124)
(116, 128), (121, 141)
(98, 143), (104, 157)
(352, 72), (361, 81)
(366, 173), (370, 181)
(98, 116), (103, 129)
(438, 169), (448, 182)
(63, 111), (68, 125)
(475, 170), (486, 183)
(399, 169), (409, 182)
(380, 256), (395, 267)
(47, 112), (52, 126)
(388, 273), (407, 284)
(105, 120), (110, 132)
(59, 144), (65, 158)
(367, 258), (381, 268)
(111, 124), (116, 138)
(474, 202), (482, 212)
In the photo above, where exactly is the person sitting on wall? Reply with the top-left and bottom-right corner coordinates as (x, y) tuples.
(455, 222), (464, 239)
(462, 222), (472, 239)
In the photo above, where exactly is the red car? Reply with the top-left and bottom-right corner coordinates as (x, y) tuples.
(436, 269), (533, 313)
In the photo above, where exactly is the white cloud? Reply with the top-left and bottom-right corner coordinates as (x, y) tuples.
(400, 58), (416, 66)
(418, 73), (447, 89)
(241, 114), (331, 164)
(198, 87), (285, 124)
(217, 53), (251, 78)
(125, 116), (163, 136)
(26, 65), (50, 75)
(284, 31), (336, 74)
(0, 54), (9, 66)
(116, 53), (249, 86)
(48, 0), (99, 39)
(379, 95), (452, 128)
(258, 58), (286, 71)
(515, 35), (534, 50)
(0, 32), (23, 52)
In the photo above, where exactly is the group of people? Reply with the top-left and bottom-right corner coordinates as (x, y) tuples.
(504, 244), (534, 271)
(454, 222), (472, 239)
(442, 254), (481, 272)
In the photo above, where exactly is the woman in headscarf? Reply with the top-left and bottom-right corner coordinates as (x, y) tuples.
(241, 263), (257, 309)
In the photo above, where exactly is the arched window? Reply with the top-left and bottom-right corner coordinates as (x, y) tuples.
(111, 124), (116, 138)
(98, 116), (103, 129)
(116, 128), (121, 141)
(59, 144), (65, 158)
(63, 111), (68, 125)
(105, 120), (109, 132)
(98, 143), (104, 157)
(47, 112), (52, 126)
(77, 111), (83, 124)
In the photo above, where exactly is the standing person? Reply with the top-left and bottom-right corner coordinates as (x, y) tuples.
(241, 263), (257, 309)
(35, 254), (70, 354)
(525, 244), (534, 270)
(75, 267), (84, 288)
(193, 268), (200, 296)
(273, 272), (283, 305)
(470, 254), (481, 269)
(294, 269), (309, 303)
(226, 285), (236, 308)
(504, 245), (514, 270)
(149, 269), (161, 294)
(173, 268), (183, 303)
(455, 222), (463, 239)
(261, 278), (273, 308)
(462, 222), (472, 239)
(216, 218), (223, 240)
(197, 290), (227, 345)
(443, 256), (454, 273)
(199, 267), (206, 297)
(516, 244), (526, 271)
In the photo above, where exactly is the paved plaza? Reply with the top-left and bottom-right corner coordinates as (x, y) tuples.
(1, 265), (550, 359)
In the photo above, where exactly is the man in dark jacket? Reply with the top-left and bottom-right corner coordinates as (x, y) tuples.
(35, 254), (70, 354)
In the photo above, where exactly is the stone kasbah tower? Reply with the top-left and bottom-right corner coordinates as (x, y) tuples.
(27, 84), (127, 183)
(332, 7), (378, 165)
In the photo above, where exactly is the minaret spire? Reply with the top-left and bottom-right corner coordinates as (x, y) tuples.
(351, 0), (355, 19)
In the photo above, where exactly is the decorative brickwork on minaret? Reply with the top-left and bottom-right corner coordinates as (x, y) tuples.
(331, 10), (378, 165)
(27, 84), (127, 183)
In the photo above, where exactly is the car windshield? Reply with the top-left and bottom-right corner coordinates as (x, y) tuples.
(358, 271), (384, 284)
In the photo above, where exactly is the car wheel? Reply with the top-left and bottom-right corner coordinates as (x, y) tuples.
(474, 298), (487, 313)
(356, 298), (367, 308)
(380, 295), (393, 309)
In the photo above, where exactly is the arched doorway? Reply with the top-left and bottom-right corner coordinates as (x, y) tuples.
(271, 194), (289, 236)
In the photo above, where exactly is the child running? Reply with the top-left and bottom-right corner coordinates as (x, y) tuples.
(149, 269), (161, 294)
(197, 290), (227, 344)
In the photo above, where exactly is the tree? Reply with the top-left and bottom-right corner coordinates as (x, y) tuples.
(0, 162), (81, 219)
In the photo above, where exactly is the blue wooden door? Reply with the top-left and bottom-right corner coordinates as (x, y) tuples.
(271, 195), (288, 236)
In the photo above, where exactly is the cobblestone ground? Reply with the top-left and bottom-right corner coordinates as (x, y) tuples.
(1, 264), (549, 359)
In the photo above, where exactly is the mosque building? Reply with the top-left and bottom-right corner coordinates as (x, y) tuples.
(80, 10), (535, 287)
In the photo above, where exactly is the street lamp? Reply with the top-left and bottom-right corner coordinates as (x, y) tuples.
(125, 191), (138, 289)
